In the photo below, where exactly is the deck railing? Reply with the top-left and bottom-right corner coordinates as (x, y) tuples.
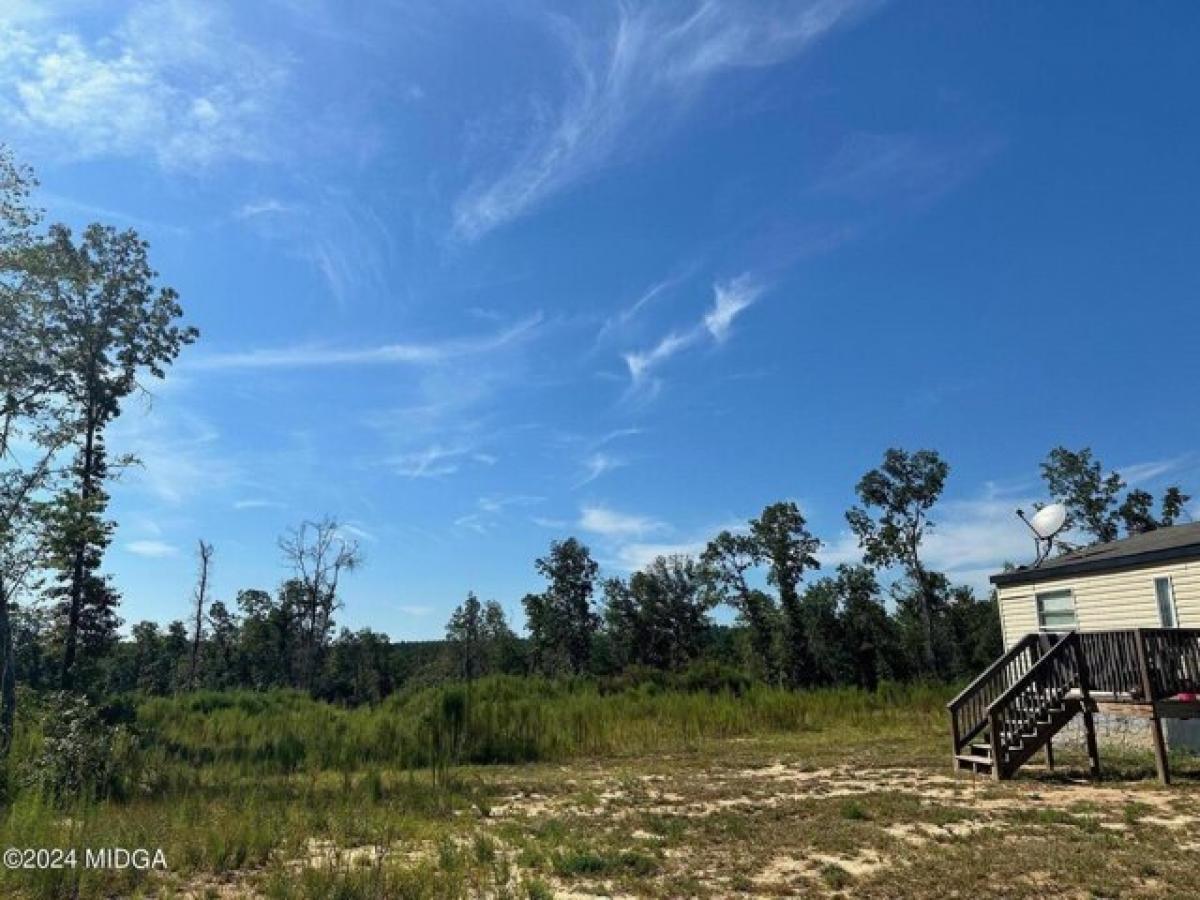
(948, 628), (1200, 758)
(1141, 628), (1200, 699)
(947, 632), (1050, 755)
(986, 631), (1083, 752)
(1078, 630), (1143, 696)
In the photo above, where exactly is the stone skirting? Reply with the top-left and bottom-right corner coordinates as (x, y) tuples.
(1052, 708), (1200, 754)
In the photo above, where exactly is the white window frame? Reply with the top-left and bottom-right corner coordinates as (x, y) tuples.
(1154, 576), (1178, 628)
(1035, 588), (1077, 632)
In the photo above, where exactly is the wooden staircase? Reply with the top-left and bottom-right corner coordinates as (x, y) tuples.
(948, 631), (1097, 780)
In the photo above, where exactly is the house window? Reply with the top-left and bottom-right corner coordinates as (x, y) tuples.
(1036, 589), (1077, 631)
(1155, 577), (1177, 628)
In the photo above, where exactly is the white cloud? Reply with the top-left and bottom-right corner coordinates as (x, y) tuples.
(454, 513), (490, 534)
(578, 504), (666, 539)
(189, 315), (542, 371)
(457, 494), (544, 533)
(338, 522), (377, 543)
(1117, 456), (1191, 488)
(233, 499), (285, 510)
(113, 407), (238, 505)
(387, 445), (472, 479)
(576, 451), (625, 487)
(704, 274), (763, 342)
(598, 274), (686, 341)
(235, 198), (299, 219)
(126, 539), (179, 558)
(613, 539), (707, 572)
(40, 190), (187, 236)
(816, 131), (1000, 208)
(0, 1), (292, 168)
(624, 275), (767, 388)
(624, 331), (697, 383)
(597, 427), (644, 445)
(453, 0), (875, 240)
(605, 516), (746, 572)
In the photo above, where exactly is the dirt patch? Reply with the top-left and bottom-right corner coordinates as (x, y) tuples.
(756, 848), (892, 886)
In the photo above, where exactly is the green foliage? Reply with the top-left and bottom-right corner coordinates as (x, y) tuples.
(701, 531), (781, 683)
(1042, 446), (1191, 543)
(752, 502), (821, 688)
(20, 692), (142, 803)
(604, 555), (715, 671)
(847, 447), (950, 675)
(27, 221), (197, 687)
(445, 593), (521, 681)
(523, 538), (599, 675)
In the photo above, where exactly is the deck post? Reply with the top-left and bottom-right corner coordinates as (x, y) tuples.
(1045, 738), (1054, 771)
(1082, 708), (1101, 778)
(988, 710), (1003, 781)
(1135, 629), (1171, 785)
(949, 705), (962, 773)
(1149, 706), (1171, 786)
(1074, 635), (1101, 779)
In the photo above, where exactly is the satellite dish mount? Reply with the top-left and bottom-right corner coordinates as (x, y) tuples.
(1016, 503), (1068, 567)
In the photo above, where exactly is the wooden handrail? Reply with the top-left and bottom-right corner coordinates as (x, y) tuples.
(947, 633), (1039, 711)
(987, 631), (1080, 716)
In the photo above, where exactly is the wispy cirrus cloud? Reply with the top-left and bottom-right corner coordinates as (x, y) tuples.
(233, 498), (286, 511)
(126, 539), (179, 558)
(234, 190), (399, 309)
(816, 131), (1001, 209)
(578, 504), (666, 539)
(606, 517), (747, 572)
(189, 314), (542, 371)
(576, 452), (625, 488)
(235, 198), (299, 219)
(386, 444), (494, 479)
(1117, 455), (1193, 488)
(455, 494), (544, 533)
(596, 271), (693, 343)
(113, 406), (239, 506)
(0, 1), (292, 168)
(453, 0), (878, 240)
(624, 274), (764, 389)
(624, 331), (698, 385)
(704, 274), (764, 342)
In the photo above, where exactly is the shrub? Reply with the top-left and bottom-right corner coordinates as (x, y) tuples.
(23, 691), (141, 803)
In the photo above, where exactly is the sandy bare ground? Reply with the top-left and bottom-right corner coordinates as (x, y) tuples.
(174, 753), (1200, 898)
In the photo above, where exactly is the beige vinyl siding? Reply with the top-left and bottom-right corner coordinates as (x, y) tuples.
(997, 559), (1200, 649)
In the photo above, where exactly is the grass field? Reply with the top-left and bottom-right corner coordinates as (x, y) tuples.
(3, 680), (1200, 898)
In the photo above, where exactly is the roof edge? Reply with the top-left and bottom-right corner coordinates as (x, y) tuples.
(991, 543), (1200, 588)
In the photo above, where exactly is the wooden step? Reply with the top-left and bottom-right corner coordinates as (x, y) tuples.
(955, 753), (995, 771)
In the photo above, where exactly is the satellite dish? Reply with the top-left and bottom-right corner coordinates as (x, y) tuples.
(1016, 502), (1069, 567)
(1028, 503), (1068, 539)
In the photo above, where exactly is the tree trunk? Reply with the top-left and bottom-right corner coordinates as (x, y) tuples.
(61, 412), (97, 688)
(0, 575), (15, 758)
(915, 567), (937, 675)
(188, 541), (212, 690)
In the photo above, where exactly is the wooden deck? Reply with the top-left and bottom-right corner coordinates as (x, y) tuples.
(947, 628), (1200, 784)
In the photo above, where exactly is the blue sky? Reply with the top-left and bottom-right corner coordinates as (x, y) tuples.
(3, 1), (1198, 639)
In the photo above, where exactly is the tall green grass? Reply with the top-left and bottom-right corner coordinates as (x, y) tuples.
(136, 677), (954, 775)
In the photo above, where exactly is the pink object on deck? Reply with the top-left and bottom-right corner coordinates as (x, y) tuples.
(1175, 692), (1198, 702)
